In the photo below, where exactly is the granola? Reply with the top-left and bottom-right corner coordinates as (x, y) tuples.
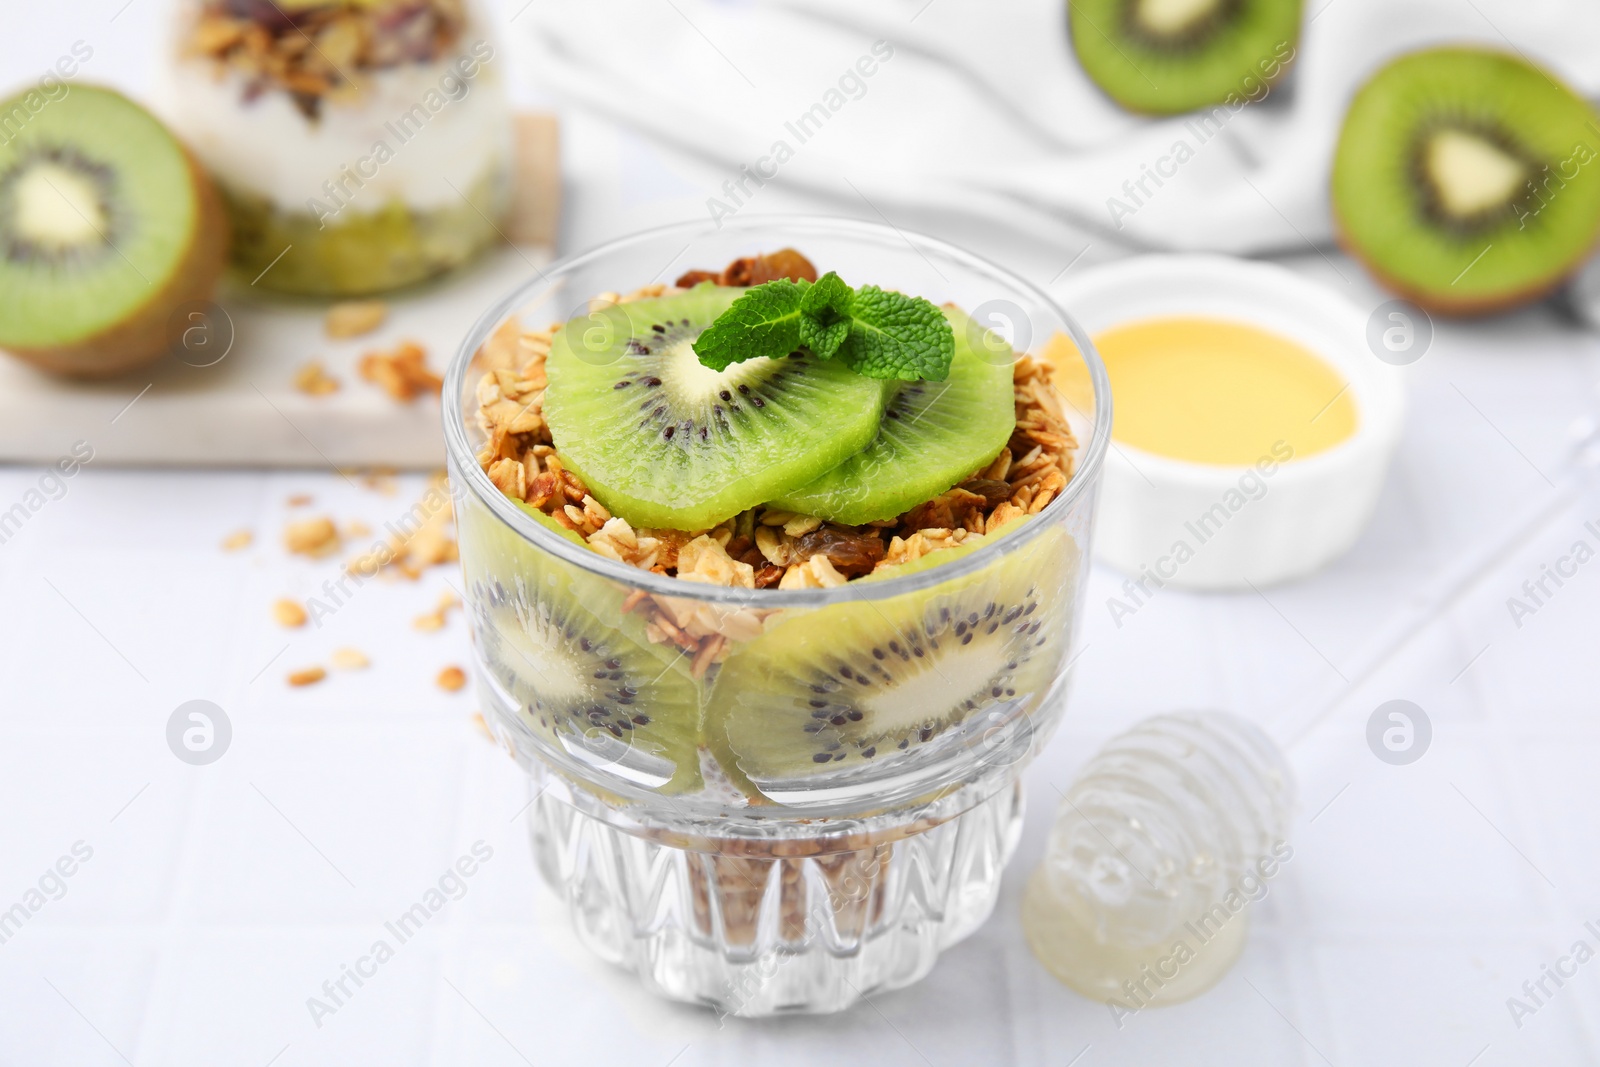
(325, 299), (387, 339)
(471, 256), (1079, 666)
(359, 340), (441, 402)
(284, 515), (341, 557)
(273, 598), (309, 627)
(184, 0), (468, 119)
(293, 360), (341, 396)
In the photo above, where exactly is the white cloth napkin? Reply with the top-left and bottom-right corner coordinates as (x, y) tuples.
(517, 0), (1600, 255)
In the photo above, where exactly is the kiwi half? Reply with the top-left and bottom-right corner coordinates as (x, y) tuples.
(1333, 47), (1600, 314)
(1068, 0), (1301, 115)
(705, 521), (1076, 799)
(0, 85), (226, 377)
(770, 308), (1016, 525)
(543, 286), (887, 531)
(464, 503), (704, 794)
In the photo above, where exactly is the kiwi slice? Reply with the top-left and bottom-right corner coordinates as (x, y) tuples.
(1332, 47), (1600, 314)
(1068, 0), (1301, 115)
(544, 286), (887, 530)
(706, 522), (1076, 798)
(0, 85), (226, 377)
(222, 167), (504, 297)
(464, 502), (704, 793)
(771, 308), (1016, 525)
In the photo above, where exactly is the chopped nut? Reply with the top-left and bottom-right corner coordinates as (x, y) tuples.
(690, 635), (726, 680)
(479, 316), (525, 374)
(325, 300), (387, 339)
(272, 598), (308, 627)
(414, 610), (446, 631)
(437, 666), (467, 692)
(754, 525), (791, 566)
(331, 647), (369, 670)
(986, 502), (1028, 534)
(782, 514), (822, 538)
(284, 516), (340, 557)
(677, 535), (755, 588)
(288, 666), (326, 687)
(487, 457), (526, 500)
(359, 341), (441, 402)
(293, 361), (340, 396)
(220, 529), (253, 551)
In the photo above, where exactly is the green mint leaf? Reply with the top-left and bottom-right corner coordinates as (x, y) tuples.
(800, 315), (850, 360)
(692, 279), (809, 371)
(798, 271), (853, 360)
(800, 271), (852, 319)
(837, 286), (955, 381)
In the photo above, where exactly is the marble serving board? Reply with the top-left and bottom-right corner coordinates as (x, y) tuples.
(0, 113), (560, 471)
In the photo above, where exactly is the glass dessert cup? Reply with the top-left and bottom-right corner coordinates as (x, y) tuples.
(444, 217), (1112, 1016)
(160, 0), (511, 297)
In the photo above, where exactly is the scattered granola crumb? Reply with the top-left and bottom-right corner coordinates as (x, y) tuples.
(293, 361), (341, 396)
(331, 647), (369, 670)
(325, 300), (387, 339)
(288, 666), (326, 687)
(359, 467), (399, 496)
(414, 590), (462, 631)
(220, 529), (253, 551)
(436, 666), (467, 692)
(272, 598), (308, 627)
(360, 341), (442, 402)
(183, 1), (467, 115)
(344, 520), (372, 538)
(471, 712), (493, 740)
(287, 494), (313, 507)
(284, 516), (341, 557)
(347, 474), (458, 580)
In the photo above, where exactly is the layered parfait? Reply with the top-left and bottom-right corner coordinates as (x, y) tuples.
(162, 0), (510, 295)
(458, 248), (1085, 815)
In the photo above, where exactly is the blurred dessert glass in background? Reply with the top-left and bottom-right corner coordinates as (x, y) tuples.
(160, 0), (511, 296)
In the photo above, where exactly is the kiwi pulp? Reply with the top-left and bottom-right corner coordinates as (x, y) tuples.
(1068, 0), (1302, 115)
(771, 307), (1017, 525)
(465, 503), (704, 794)
(543, 286), (888, 531)
(706, 522), (1076, 800)
(0, 85), (226, 377)
(223, 165), (505, 297)
(1332, 47), (1600, 314)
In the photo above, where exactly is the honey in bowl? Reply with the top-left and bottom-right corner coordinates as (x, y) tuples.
(1046, 317), (1358, 467)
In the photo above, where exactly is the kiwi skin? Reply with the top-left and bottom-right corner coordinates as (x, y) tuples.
(1331, 212), (1599, 319)
(4, 148), (228, 379)
(1069, 0), (1302, 116)
(1332, 47), (1600, 316)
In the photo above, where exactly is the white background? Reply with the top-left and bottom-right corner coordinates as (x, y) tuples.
(3, 1), (1599, 1064)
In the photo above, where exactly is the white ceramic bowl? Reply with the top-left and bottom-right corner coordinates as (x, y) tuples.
(1058, 255), (1406, 590)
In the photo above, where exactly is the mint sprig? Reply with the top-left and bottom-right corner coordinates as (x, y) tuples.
(692, 278), (809, 371)
(690, 271), (954, 382)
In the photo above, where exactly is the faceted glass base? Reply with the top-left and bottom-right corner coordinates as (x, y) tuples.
(527, 776), (1025, 1017)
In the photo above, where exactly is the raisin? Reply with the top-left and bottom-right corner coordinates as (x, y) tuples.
(795, 526), (886, 577)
